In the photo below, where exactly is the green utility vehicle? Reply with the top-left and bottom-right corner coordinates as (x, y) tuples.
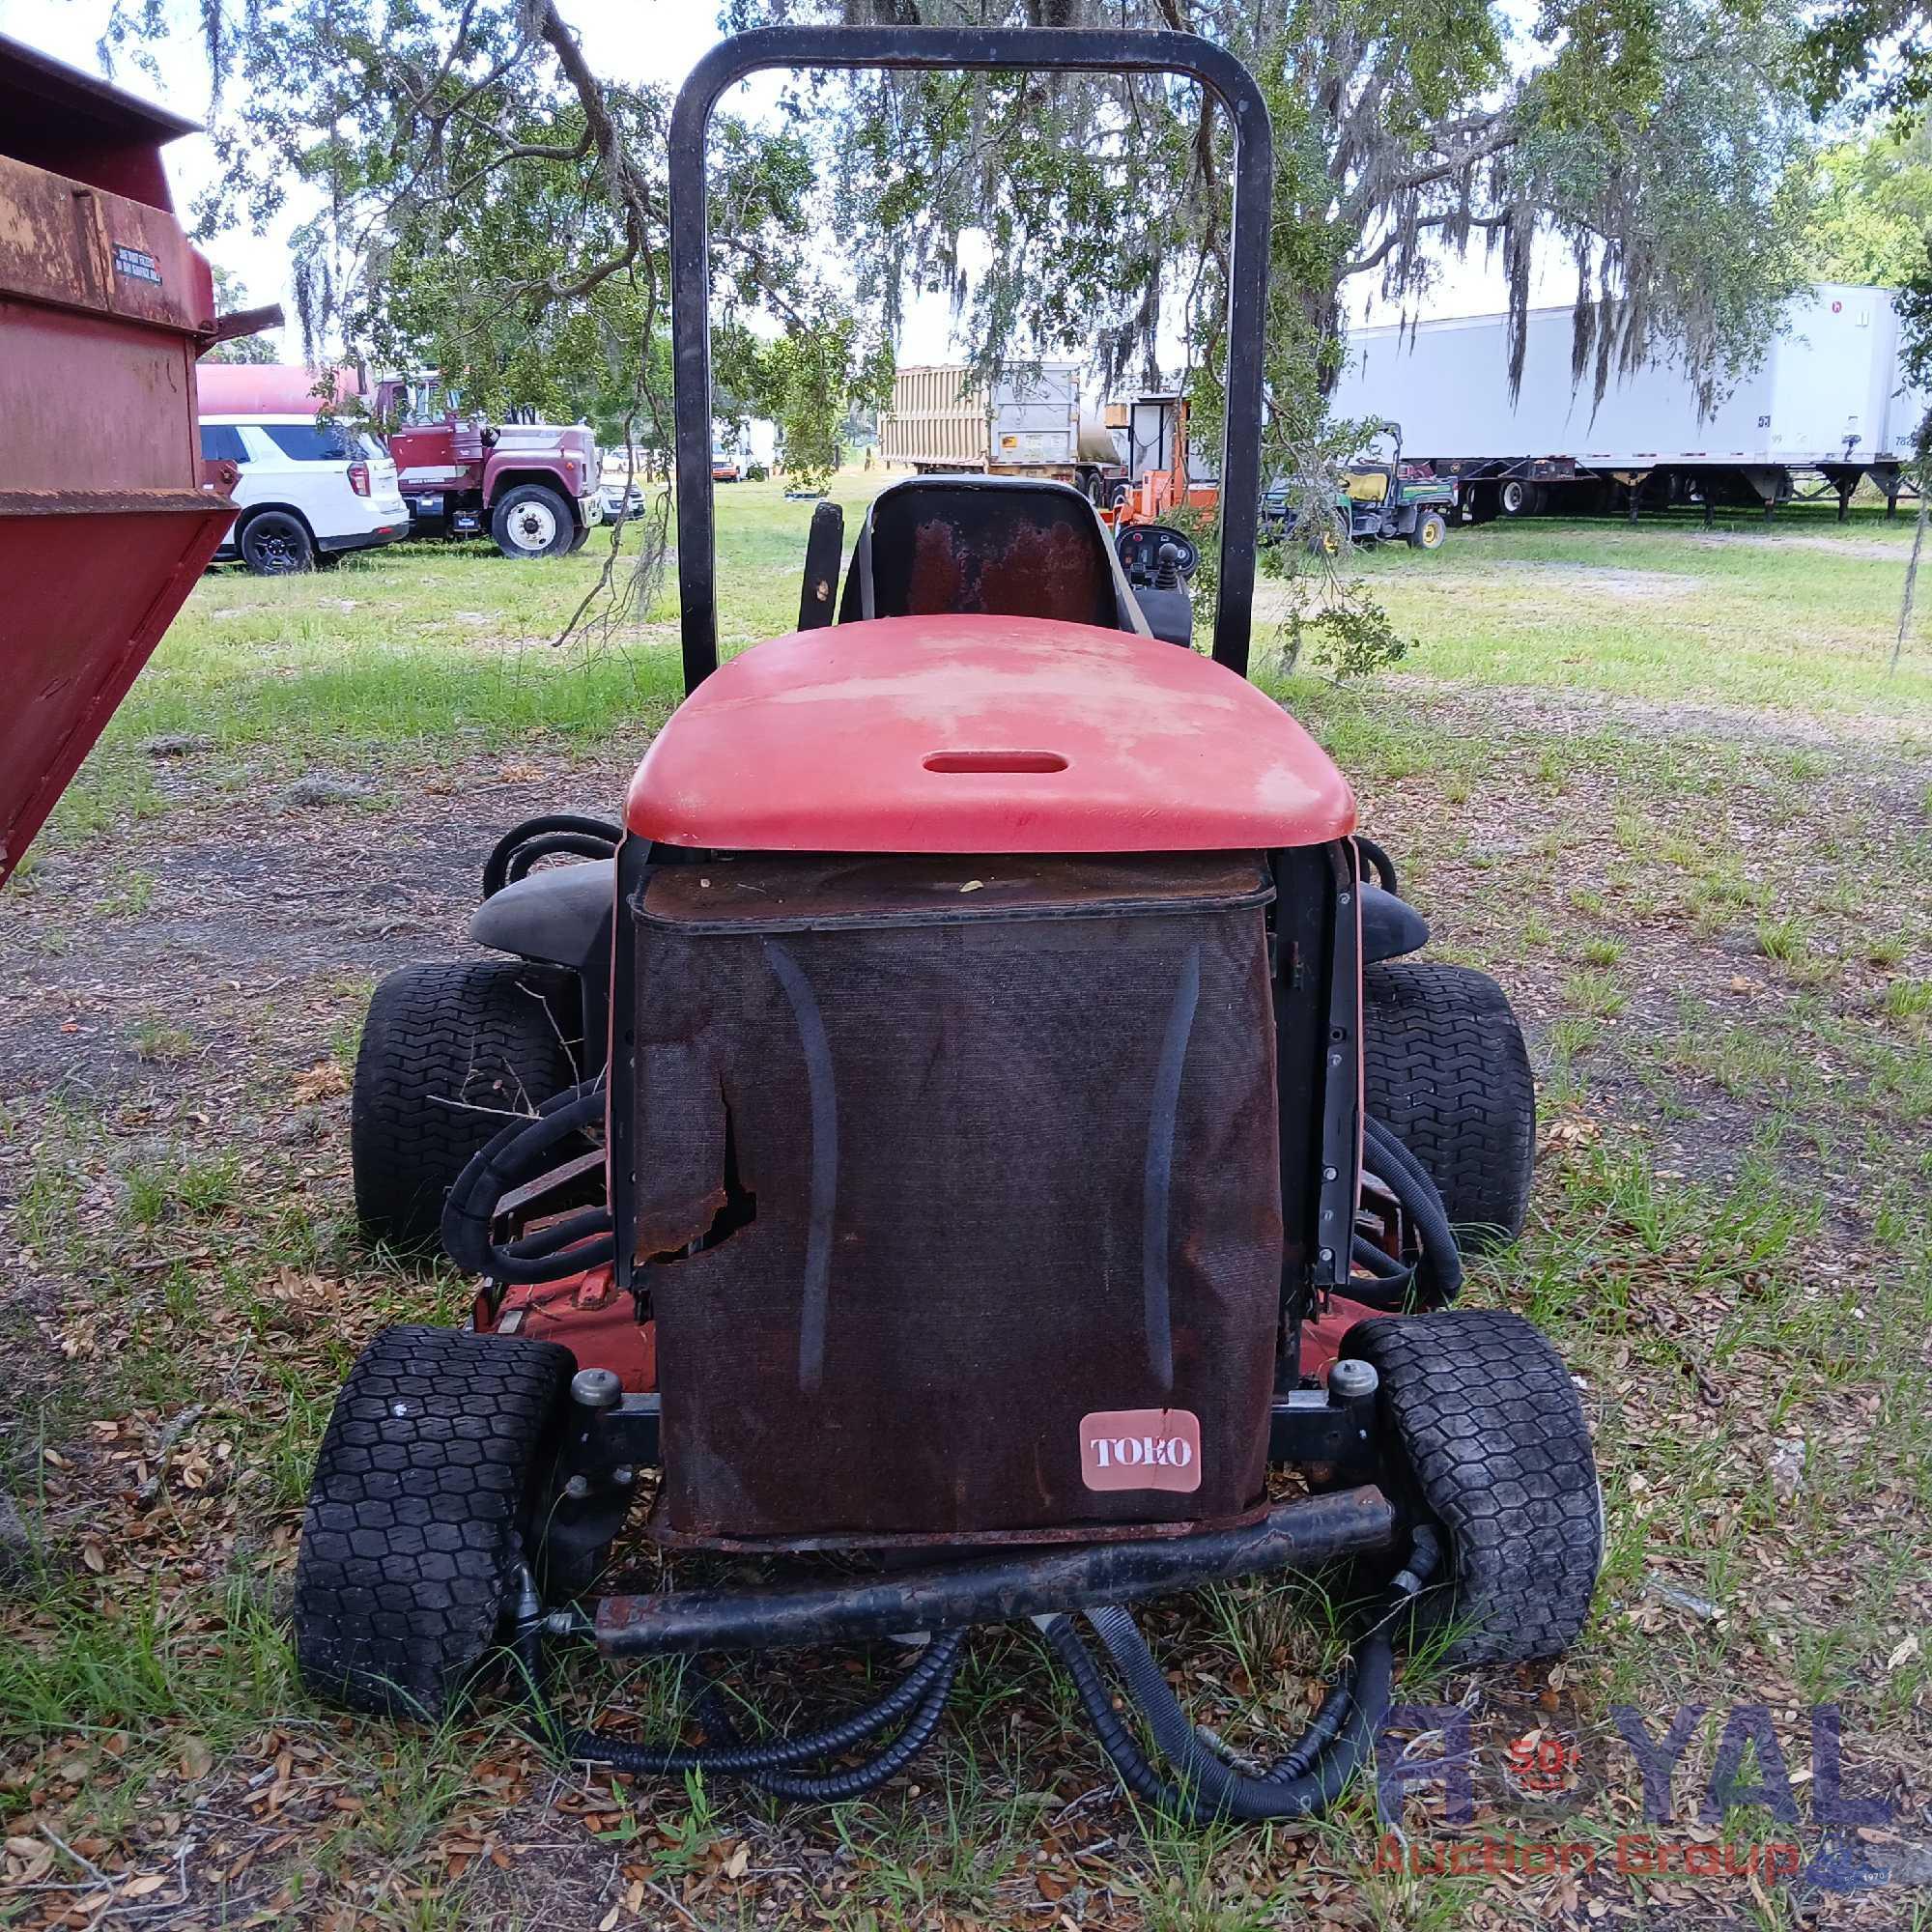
(1264, 424), (1456, 551)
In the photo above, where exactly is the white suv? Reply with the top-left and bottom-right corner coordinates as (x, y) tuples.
(199, 414), (411, 574)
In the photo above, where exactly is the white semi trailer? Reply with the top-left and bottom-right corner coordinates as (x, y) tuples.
(1331, 283), (1926, 522)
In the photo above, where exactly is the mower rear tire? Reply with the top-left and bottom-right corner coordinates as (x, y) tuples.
(352, 959), (582, 1257)
(1363, 960), (1535, 1253)
(295, 1324), (574, 1719)
(1342, 1310), (1601, 1666)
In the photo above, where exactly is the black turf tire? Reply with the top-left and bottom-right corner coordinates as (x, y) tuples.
(1363, 960), (1535, 1253)
(240, 509), (314, 574)
(295, 1325), (575, 1719)
(352, 959), (582, 1257)
(1342, 1310), (1602, 1666)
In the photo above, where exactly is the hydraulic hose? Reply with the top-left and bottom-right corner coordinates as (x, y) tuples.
(441, 1079), (614, 1285)
(482, 813), (622, 897)
(559, 1634), (966, 1803)
(566, 1631), (965, 1779)
(1043, 1528), (1439, 1826)
(1353, 835), (1400, 897)
(1358, 1113), (1464, 1308)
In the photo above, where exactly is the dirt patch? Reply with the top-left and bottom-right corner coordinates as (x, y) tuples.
(1689, 530), (1911, 562)
(1385, 669), (1932, 753)
(1481, 560), (1707, 601)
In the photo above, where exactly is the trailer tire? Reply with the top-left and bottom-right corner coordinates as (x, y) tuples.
(1363, 960), (1534, 1253)
(1341, 1310), (1601, 1666)
(352, 960), (583, 1258)
(1407, 510), (1449, 552)
(491, 483), (574, 559)
(295, 1324), (575, 1719)
(240, 508), (315, 574)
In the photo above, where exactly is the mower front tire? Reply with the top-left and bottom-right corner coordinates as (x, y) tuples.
(352, 959), (582, 1258)
(1363, 960), (1535, 1253)
(1343, 1310), (1602, 1667)
(295, 1324), (575, 1719)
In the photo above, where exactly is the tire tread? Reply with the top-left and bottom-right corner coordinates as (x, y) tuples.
(294, 1324), (574, 1718)
(1343, 1310), (1601, 1665)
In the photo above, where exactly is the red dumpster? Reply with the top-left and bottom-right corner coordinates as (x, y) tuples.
(0, 36), (245, 886)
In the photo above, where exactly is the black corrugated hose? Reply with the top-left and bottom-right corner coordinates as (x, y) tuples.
(481, 813), (622, 897)
(561, 1632), (968, 1801)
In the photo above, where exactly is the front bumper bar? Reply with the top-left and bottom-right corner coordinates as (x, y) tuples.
(593, 1485), (1397, 1656)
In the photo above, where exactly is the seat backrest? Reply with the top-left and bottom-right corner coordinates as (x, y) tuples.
(840, 476), (1142, 632)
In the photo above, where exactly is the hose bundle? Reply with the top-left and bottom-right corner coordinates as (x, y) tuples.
(1348, 1114), (1463, 1312)
(440, 1078), (613, 1285)
(565, 1632), (967, 1801)
(482, 814), (623, 898)
(1040, 1525), (1440, 1826)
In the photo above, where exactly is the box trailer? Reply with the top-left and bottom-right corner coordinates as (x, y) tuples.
(1331, 283), (1928, 521)
(880, 362), (1126, 502)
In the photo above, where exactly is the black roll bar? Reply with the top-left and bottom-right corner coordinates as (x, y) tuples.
(668, 26), (1274, 689)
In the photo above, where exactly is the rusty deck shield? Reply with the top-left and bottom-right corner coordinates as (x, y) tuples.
(625, 852), (1285, 1547)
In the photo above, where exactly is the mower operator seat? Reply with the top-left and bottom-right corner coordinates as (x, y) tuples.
(838, 475), (1152, 638)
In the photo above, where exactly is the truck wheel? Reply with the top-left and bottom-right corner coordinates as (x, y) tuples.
(295, 1324), (575, 1719)
(352, 960), (583, 1257)
(491, 484), (574, 559)
(1363, 961), (1534, 1253)
(566, 522), (592, 554)
(1406, 511), (1448, 552)
(240, 509), (314, 574)
(1340, 1310), (1602, 1666)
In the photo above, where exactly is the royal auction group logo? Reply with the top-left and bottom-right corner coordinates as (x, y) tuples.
(1372, 1701), (1905, 1893)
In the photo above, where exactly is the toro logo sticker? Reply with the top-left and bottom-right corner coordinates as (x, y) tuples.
(1079, 1408), (1202, 1494)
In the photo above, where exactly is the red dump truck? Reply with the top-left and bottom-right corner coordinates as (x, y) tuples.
(0, 36), (273, 887)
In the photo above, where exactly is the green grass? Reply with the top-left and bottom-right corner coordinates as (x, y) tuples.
(72, 473), (892, 760)
(1280, 511), (1932, 721)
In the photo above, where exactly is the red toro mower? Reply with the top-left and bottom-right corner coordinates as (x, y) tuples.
(299, 26), (1601, 1820)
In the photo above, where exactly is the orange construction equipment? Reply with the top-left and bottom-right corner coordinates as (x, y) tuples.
(1108, 391), (1220, 527)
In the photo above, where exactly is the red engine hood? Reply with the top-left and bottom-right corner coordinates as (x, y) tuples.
(625, 614), (1355, 854)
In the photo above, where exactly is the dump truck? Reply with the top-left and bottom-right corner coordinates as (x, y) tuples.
(881, 361), (1128, 503)
(1331, 283), (1929, 522)
(0, 35), (270, 887)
